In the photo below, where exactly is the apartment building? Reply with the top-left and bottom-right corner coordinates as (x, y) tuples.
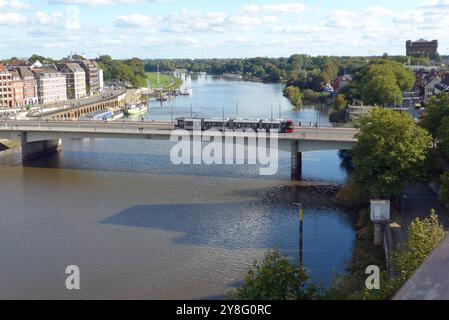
(77, 59), (101, 95)
(0, 63), (13, 110)
(33, 69), (68, 104)
(10, 70), (24, 109)
(57, 63), (86, 100)
(17, 67), (38, 105)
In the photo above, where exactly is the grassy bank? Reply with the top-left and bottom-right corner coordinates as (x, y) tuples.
(146, 72), (183, 90)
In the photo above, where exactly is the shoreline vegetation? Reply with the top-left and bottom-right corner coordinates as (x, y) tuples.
(231, 106), (449, 300)
(146, 72), (183, 90)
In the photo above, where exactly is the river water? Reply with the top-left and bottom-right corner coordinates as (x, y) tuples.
(0, 75), (354, 299)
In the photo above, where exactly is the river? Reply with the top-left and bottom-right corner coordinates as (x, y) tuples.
(0, 75), (355, 299)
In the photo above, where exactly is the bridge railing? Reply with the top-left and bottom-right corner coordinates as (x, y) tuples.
(0, 117), (357, 128)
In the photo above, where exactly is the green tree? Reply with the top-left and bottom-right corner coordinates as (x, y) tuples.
(353, 108), (432, 197)
(228, 250), (319, 300)
(365, 211), (446, 300)
(421, 94), (449, 138)
(436, 116), (449, 158)
(359, 65), (402, 105)
(329, 94), (348, 123)
(283, 86), (303, 109)
(394, 211), (446, 284)
(358, 60), (415, 106)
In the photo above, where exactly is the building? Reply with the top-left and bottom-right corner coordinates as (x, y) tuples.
(10, 70), (24, 109)
(406, 39), (438, 57)
(435, 76), (449, 95)
(57, 63), (86, 100)
(98, 68), (104, 92)
(0, 63), (14, 110)
(33, 69), (68, 104)
(332, 74), (352, 93)
(424, 76), (441, 102)
(17, 67), (38, 105)
(77, 60), (102, 96)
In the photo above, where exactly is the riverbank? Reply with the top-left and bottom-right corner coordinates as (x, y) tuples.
(146, 72), (183, 90)
(0, 139), (20, 151)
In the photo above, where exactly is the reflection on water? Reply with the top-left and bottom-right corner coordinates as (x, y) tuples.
(0, 76), (354, 299)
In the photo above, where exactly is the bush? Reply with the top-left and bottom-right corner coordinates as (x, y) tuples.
(302, 89), (320, 102)
(378, 211), (447, 299)
(283, 86), (303, 109)
(333, 179), (369, 210)
(227, 250), (320, 300)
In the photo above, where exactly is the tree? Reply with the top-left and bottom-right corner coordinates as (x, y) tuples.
(421, 94), (449, 138)
(329, 94), (348, 123)
(394, 211), (446, 284)
(359, 64), (402, 105)
(352, 108), (432, 197)
(358, 60), (415, 106)
(96, 56), (147, 89)
(228, 250), (319, 300)
(366, 211), (446, 300)
(436, 116), (449, 158)
(283, 86), (302, 109)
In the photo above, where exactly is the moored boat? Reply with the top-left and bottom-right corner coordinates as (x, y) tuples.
(123, 104), (148, 116)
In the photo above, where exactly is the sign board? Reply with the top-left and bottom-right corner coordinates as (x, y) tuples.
(370, 200), (390, 222)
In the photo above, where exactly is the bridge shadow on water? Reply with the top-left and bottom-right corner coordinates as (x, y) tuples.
(100, 202), (297, 251)
(100, 200), (353, 258)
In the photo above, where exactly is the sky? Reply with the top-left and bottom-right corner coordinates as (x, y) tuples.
(0, 0), (448, 59)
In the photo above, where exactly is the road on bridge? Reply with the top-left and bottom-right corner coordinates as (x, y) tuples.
(0, 120), (359, 142)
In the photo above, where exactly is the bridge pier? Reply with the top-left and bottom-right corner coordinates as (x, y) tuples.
(291, 140), (302, 181)
(20, 132), (61, 161)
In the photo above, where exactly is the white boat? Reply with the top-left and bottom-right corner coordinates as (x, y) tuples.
(124, 104), (147, 116)
(180, 88), (192, 96)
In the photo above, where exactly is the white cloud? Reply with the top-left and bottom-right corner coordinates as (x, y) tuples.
(49, 0), (141, 5)
(243, 2), (307, 14)
(114, 14), (155, 28)
(0, 0), (31, 10)
(0, 12), (27, 26)
(48, 0), (172, 5)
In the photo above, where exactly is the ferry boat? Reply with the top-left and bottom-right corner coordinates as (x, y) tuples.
(123, 104), (147, 116)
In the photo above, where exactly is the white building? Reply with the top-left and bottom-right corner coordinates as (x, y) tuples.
(98, 69), (104, 93)
(33, 69), (67, 105)
(57, 63), (86, 100)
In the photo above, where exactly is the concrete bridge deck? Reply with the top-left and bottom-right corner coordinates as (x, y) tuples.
(0, 120), (358, 142)
(0, 119), (359, 180)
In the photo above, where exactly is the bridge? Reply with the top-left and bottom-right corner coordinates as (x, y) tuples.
(0, 120), (359, 180)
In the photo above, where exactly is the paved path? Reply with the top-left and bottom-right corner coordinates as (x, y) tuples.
(402, 184), (449, 229)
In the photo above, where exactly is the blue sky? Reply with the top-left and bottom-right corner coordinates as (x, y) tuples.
(0, 0), (447, 59)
